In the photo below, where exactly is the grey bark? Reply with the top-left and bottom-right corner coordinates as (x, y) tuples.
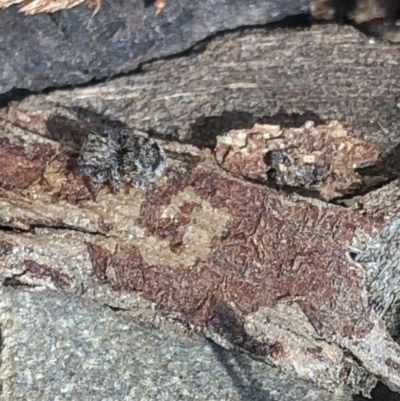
(0, 0), (310, 97)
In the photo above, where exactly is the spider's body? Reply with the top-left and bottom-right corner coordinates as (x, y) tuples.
(119, 129), (167, 188)
(77, 127), (167, 198)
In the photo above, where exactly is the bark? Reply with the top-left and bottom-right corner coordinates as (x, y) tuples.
(2, 18), (400, 399)
(1, 0), (400, 100)
(1, 102), (400, 397)
(6, 24), (400, 158)
(0, 0), (310, 97)
(215, 121), (380, 201)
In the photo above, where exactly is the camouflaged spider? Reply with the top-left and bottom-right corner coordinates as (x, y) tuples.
(77, 126), (167, 198)
(119, 128), (167, 188)
(77, 127), (121, 196)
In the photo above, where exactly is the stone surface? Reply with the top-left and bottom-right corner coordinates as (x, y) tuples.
(1, 286), (353, 401)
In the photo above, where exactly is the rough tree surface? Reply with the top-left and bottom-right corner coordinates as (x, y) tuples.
(2, 5), (400, 401)
(1, 0), (400, 98)
(7, 24), (400, 160)
(0, 0), (309, 96)
(1, 100), (400, 397)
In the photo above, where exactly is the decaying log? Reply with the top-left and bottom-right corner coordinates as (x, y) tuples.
(1, 0), (399, 101)
(0, 0), (310, 96)
(6, 24), (400, 158)
(2, 103), (400, 397)
(215, 121), (381, 201)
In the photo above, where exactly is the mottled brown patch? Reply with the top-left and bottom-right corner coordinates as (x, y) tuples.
(163, 201), (197, 253)
(0, 240), (13, 256)
(215, 124), (281, 182)
(132, 164), (374, 339)
(39, 176), (54, 192)
(110, 245), (145, 291)
(53, 175), (93, 204)
(0, 138), (55, 190)
(137, 169), (197, 251)
(24, 259), (71, 289)
(86, 243), (111, 283)
(97, 216), (114, 233)
(139, 168), (193, 212)
(189, 166), (372, 339)
(141, 262), (217, 318)
(80, 163), (374, 343)
(86, 238), (224, 325)
(269, 342), (286, 359)
(178, 201), (197, 216)
(216, 122), (380, 201)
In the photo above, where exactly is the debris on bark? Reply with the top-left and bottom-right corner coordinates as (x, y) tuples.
(215, 121), (380, 201)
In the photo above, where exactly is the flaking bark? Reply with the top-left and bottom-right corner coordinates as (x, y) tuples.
(1, 110), (400, 397)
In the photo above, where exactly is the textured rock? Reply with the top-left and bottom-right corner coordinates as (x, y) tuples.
(1, 286), (353, 401)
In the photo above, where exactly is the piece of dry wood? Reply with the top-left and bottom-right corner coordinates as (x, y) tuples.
(1, 109), (400, 396)
(7, 24), (400, 155)
(0, 0), (398, 103)
(215, 121), (380, 201)
(0, 0), (310, 96)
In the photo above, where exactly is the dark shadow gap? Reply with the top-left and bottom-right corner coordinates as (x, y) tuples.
(188, 109), (324, 149)
(353, 381), (400, 401)
(2, 277), (36, 289)
(331, 141), (400, 206)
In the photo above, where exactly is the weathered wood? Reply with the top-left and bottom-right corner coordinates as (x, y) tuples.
(0, 0), (310, 97)
(1, 0), (400, 99)
(2, 17), (400, 399)
(7, 24), (400, 158)
(1, 107), (400, 396)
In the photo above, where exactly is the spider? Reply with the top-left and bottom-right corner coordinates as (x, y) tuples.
(77, 126), (167, 198)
